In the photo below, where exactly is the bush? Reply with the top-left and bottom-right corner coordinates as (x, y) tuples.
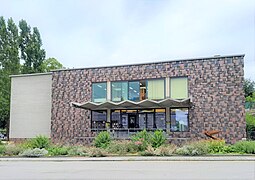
(232, 141), (255, 154)
(94, 131), (111, 149)
(47, 146), (69, 156)
(140, 145), (155, 156)
(27, 135), (51, 149)
(176, 141), (208, 156)
(205, 140), (234, 154)
(4, 144), (24, 156)
(67, 146), (88, 156)
(150, 130), (166, 148)
(106, 140), (138, 155)
(0, 145), (6, 155)
(87, 147), (106, 157)
(154, 144), (177, 156)
(246, 113), (255, 131)
(19, 148), (48, 157)
(131, 129), (151, 151)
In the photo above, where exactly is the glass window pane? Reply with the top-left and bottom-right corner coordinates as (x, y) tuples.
(170, 77), (188, 99)
(111, 110), (121, 128)
(170, 108), (189, 132)
(155, 111), (166, 129)
(112, 82), (128, 101)
(138, 113), (146, 129)
(92, 83), (107, 103)
(147, 113), (154, 129)
(91, 111), (107, 129)
(147, 79), (165, 100)
(128, 81), (140, 101)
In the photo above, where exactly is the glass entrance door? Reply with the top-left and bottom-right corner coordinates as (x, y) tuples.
(128, 114), (136, 128)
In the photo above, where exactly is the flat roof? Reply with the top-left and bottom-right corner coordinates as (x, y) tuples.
(51, 54), (245, 72)
(10, 72), (52, 78)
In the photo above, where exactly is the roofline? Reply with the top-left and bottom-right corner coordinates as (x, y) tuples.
(51, 54), (245, 72)
(10, 72), (52, 78)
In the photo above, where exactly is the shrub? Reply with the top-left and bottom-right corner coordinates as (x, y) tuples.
(232, 141), (255, 154)
(4, 144), (24, 156)
(19, 148), (48, 157)
(176, 141), (208, 156)
(87, 147), (106, 157)
(68, 146), (88, 156)
(0, 145), (6, 155)
(154, 144), (177, 156)
(205, 140), (234, 154)
(27, 135), (51, 149)
(47, 146), (69, 156)
(106, 140), (138, 155)
(140, 145), (155, 156)
(94, 131), (111, 149)
(150, 130), (166, 148)
(131, 129), (151, 151)
(246, 113), (255, 131)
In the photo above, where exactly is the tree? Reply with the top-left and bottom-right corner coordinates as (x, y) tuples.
(40, 57), (64, 72)
(19, 20), (45, 73)
(0, 17), (20, 129)
(244, 79), (255, 98)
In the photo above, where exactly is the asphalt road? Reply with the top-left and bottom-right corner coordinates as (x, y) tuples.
(0, 161), (254, 180)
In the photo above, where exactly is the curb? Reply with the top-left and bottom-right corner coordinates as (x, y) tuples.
(1, 156), (255, 162)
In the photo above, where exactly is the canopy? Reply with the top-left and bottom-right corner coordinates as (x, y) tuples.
(72, 98), (192, 110)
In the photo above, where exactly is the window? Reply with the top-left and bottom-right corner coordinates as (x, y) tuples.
(170, 108), (189, 132)
(92, 82), (107, 103)
(155, 109), (166, 129)
(128, 81), (140, 101)
(147, 79), (165, 100)
(91, 111), (107, 129)
(111, 82), (128, 102)
(170, 77), (188, 99)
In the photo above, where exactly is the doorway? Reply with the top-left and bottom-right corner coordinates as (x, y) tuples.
(128, 114), (136, 128)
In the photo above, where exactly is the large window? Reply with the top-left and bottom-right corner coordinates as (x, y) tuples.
(110, 109), (166, 130)
(91, 111), (107, 129)
(147, 79), (165, 100)
(111, 82), (128, 102)
(170, 108), (189, 132)
(170, 77), (188, 99)
(92, 82), (107, 103)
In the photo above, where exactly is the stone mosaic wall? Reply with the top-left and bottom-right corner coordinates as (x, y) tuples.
(51, 55), (245, 144)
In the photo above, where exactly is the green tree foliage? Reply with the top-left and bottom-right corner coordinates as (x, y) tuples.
(0, 17), (20, 129)
(40, 57), (64, 72)
(0, 16), (64, 129)
(19, 20), (46, 73)
(244, 79), (255, 98)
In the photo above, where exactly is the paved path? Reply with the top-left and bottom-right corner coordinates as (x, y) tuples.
(0, 160), (254, 179)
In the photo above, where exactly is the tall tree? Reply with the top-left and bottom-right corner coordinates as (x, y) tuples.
(19, 20), (45, 73)
(0, 17), (20, 129)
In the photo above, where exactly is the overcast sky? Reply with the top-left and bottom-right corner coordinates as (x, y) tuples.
(1, 0), (255, 80)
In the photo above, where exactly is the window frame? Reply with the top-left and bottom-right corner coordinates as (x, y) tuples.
(170, 107), (190, 132)
(91, 110), (107, 130)
(91, 82), (107, 103)
(170, 76), (188, 100)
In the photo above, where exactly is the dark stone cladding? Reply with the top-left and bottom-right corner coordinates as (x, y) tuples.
(51, 55), (245, 145)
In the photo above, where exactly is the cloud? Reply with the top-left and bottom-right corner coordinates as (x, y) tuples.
(0, 0), (254, 79)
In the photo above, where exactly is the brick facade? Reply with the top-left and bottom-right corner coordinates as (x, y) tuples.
(51, 55), (245, 145)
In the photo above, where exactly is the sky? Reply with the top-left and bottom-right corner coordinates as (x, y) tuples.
(1, 0), (255, 80)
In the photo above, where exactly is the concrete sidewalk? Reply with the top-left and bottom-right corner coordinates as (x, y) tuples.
(0, 156), (255, 161)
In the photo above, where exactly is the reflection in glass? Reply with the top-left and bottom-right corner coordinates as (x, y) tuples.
(92, 83), (107, 103)
(170, 108), (189, 131)
(112, 82), (128, 101)
(128, 81), (140, 101)
(91, 111), (107, 129)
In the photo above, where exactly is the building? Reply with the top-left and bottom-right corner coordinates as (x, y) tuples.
(9, 54), (246, 144)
